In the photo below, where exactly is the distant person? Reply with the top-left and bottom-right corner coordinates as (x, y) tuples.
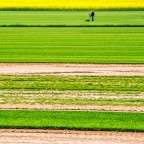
(89, 11), (95, 22)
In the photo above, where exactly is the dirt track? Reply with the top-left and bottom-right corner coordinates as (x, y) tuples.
(0, 129), (144, 144)
(0, 63), (144, 76)
(0, 104), (144, 112)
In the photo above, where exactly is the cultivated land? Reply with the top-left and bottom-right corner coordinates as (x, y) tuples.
(0, 74), (144, 109)
(0, 11), (144, 26)
(0, 10), (144, 143)
(0, 110), (144, 131)
(0, 0), (144, 10)
(0, 27), (144, 63)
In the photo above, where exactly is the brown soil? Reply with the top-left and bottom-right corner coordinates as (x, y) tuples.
(0, 63), (144, 76)
(0, 104), (144, 112)
(0, 129), (144, 144)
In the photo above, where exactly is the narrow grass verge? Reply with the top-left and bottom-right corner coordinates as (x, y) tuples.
(0, 110), (144, 132)
(0, 8), (144, 11)
(1, 24), (144, 27)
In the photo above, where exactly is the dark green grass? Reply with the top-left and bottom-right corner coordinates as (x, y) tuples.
(0, 27), (144, 63)
(0, 75), (144, 91)
(0, 11), (144, 26)
(1, 24), (144, 27)
(0, 110), (143, 131)
(0, 8), (144, 11)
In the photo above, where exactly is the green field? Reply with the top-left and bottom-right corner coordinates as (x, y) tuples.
(0, 11), (144, 26)
(0, 110), (144, 131)
(0, 75), (144, 107)
(0, 27), (144, 63)
(1, 89), (143, 107)
(0, 10), (144, 132)
(0, 11), (144, 63)
(0, 75), (144, 91)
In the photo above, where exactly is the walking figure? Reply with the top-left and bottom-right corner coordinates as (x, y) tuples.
(89, 11), (95, 21)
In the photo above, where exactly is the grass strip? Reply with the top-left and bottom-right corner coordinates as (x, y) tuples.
(0, 27), (144, 63)
(1, 92), (144, 107)
(0, 11), (144, 27)
(0, 75), (144, 91)
(0, 110), (143, 132)
(1, 24), (144, 27)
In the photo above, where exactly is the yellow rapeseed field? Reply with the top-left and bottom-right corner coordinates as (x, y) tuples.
(0, 0), (144, 9)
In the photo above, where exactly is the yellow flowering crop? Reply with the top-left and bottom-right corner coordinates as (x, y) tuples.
(0, 0), (144, 9)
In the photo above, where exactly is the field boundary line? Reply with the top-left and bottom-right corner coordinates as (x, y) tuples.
(0, 8), (144, 11)
(1, 24), (144, 27)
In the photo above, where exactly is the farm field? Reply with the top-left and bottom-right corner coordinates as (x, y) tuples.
(0, 75), (144, 91)
(0, 110), (144, 131)
(0, 11), (144, 26)
(0, 27), (144, 63)
(0, 75), (144, 107)
(0, 9), (144, 143)
(0, 0), (144, 10)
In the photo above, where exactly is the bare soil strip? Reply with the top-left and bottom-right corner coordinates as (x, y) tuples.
(0, 129), (144, 144)
(0, 104), (144, 112)
(0, 63), (144, 76)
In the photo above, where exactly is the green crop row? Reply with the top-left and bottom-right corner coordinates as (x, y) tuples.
(0, 110), (143, 131)
(0, 89), (143, 107)
(0, 75), (144, 91)
(1, 75), (144, 107)
(0, 27), (144, 63)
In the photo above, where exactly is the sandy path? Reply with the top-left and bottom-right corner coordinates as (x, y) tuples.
(0, 104), (144, 112)
(0, 63), (144, 76)
(0, 129), (144, 144)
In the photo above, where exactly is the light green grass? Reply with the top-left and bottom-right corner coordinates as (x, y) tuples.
(1, 75), (144, 107)
(0, 11), (144, 26)
(0, 27), (144, 63)
(0, 75), (144, 91)
(0, 90), (144, 107)
(0, 110), (144, 131)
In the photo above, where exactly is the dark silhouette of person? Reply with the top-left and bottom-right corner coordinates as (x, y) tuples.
(90, 11), (95, 21)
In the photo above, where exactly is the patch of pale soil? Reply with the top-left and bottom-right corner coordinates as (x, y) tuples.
(0, 129), (144, 144)
(0, 104), (144, 112)
(0, 63), (144, 76)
